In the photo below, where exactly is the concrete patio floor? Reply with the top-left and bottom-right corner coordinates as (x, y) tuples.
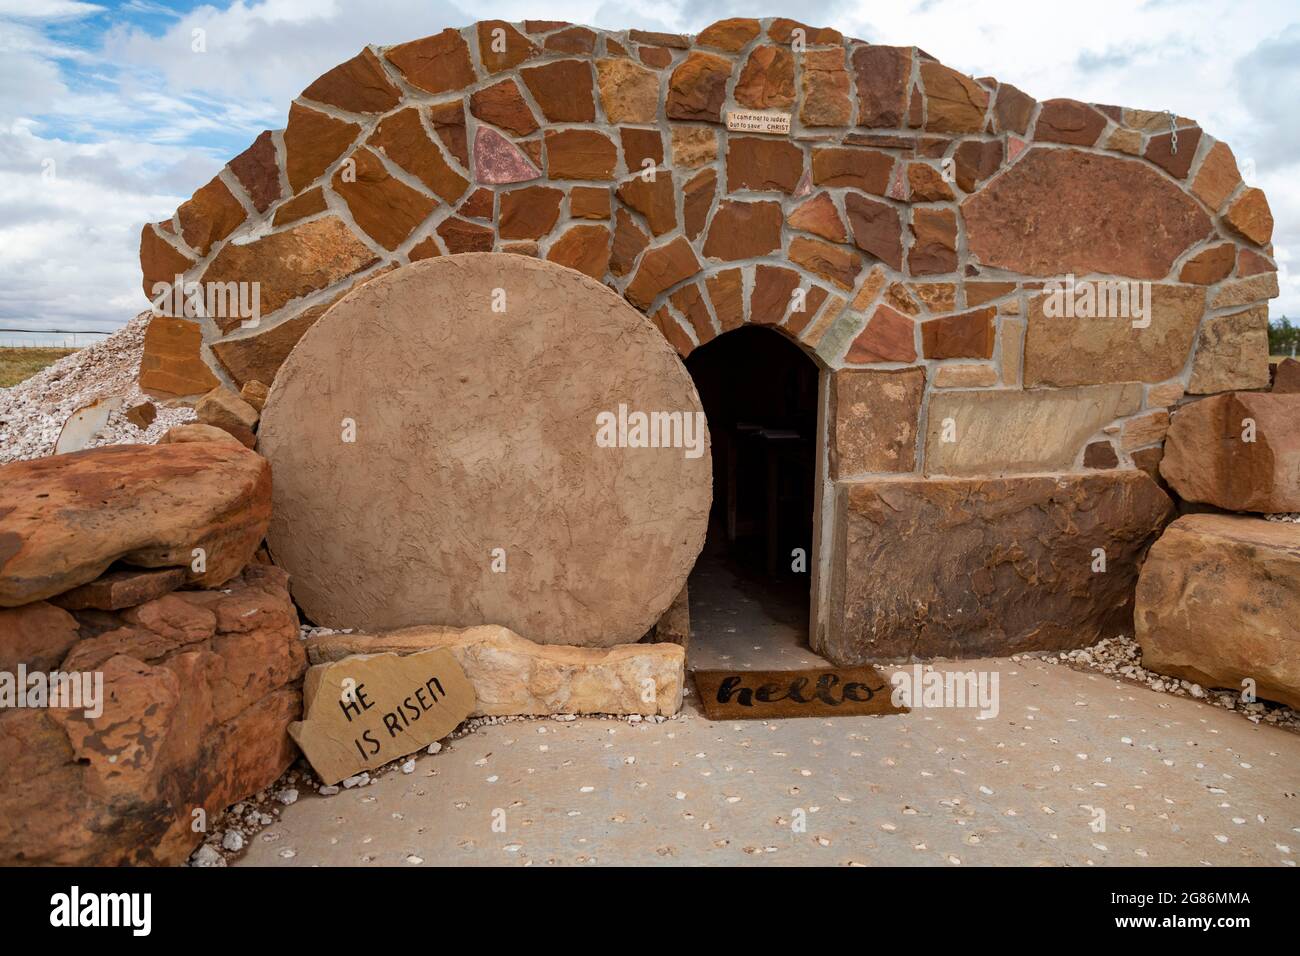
(238, 654), (1300, 867)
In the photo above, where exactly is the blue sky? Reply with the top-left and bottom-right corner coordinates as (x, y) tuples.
(1, 0), (1297, 344)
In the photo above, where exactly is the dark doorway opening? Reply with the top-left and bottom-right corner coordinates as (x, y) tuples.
(684, 325), (825, 670)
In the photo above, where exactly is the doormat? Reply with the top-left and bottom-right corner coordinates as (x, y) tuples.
(692, 666), (908, 720)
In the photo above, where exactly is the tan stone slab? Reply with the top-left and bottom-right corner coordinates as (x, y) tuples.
(290, 648), (476, 785)
(306, 624), (685, 717)
(830, 367), (924, 478)
(924, 383), (1143, 476)
(932, 363), (997, 389)
(1120, 410), (1169, 451)
(1188, 305), (1270, 394)
(1210, 272), (1279, 309)
(139, 314), (220, 398)
(259, 254), (711, 645)
(1137, 515), (1300, 709)
(1023, 284), (1205, 387)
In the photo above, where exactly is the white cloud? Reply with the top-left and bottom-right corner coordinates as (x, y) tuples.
(0, 0), (103, 19)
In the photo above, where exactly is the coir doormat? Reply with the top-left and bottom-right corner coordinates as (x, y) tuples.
(692, 666), (909, 720)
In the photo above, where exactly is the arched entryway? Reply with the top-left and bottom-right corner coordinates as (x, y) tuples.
(683, 325), (828, 669)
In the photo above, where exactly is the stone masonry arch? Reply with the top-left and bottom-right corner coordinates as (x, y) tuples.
(138, 17), (1279, 663)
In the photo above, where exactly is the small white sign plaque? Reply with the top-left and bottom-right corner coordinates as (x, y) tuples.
(725, 110), (792, 135)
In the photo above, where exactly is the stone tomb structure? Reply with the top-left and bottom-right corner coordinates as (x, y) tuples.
(139, 17), (1279, 663)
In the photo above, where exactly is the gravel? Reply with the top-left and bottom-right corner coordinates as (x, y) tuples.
(0, 311), (194, 463)
(1019, 634), (1299, 732)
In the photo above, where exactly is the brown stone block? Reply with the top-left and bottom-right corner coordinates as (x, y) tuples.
(702, 199), (782, 260)
(617, 174), (677, 236)
(499, 185), (564, 239)
(844, 192), (903, 270)
(706, 268), (745, 330)
(1023, 283), (1205, 387)
(1223, 187), (1274, 246)
(920, 61), (989, 133)
(522, 59), (597, 122)
(332, 148), (436, 251)
(1034, 98), (1106, 146)
(749, 265), (800, 325)
(282, 101), (360, 193)
(1144, 126), (1202, 180)
(667, 51), (732, 121)
(546, 223), (611, 280)
(951, 138), (1003, 193)
(845, 304), (916, 364)
(1190, 140), (1240, 212)
(851, 45), (911, 128)
(727, 136), (803, 193)
(477, 20), (538, 73)
(734, 45), (794, 110)
(384, 28), (475, 95)
(991, 82), (1035, 135)
(789, 235), (862, 290)
(544, 128), (617, 180)
(824, 471), (1173, 662)
(177, 175), (246, 257)
(139, 225), (195, 301)
(302, 47), (402, 113)
(370, 107), (469, 203)
(697, 18), (761, 52)
(470, 79), (540, 136)
(544, 27), (596, 54)
(811, 146), (893, 194)
(1179, 243), (1236, 284)
(682, 168), (716, 239)
(200, 216), (378, 333)
(1187, 305), (1270, 394)
(921, 306), (994, 359)
(669, 282), (716, 344)
(768, 19), (842, 46)
(272, 186), (326, 227)
(671, 126), (717, 168)
(924, 383), (1143, 475)
(0, 443), (272, 606)
(437, 216), (494, 253)
(569, 186), (610, 219)
(610, 207), (650, 276)
(228, 130), (282, 213)
(909, 207), (958, 275)
(625, 236), (702, 308)
(620, 127), (663, 170)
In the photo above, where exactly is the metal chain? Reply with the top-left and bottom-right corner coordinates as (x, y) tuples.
(1166, 110), (1178, 154)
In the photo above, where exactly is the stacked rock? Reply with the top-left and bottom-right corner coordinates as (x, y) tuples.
(0, 437), (305, 865)
(1134, 368), (1300, 709)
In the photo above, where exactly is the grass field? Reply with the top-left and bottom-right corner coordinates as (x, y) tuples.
(0, 347), (77, 388)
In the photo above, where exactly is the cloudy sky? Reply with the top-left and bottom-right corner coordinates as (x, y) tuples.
(1, 0), (1297, 344)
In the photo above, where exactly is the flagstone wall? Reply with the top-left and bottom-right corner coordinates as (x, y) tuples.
(138, 18), (1279, 661)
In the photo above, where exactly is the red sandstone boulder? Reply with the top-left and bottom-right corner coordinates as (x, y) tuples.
(0, 443), (271, 606)
(0, 565), (305, 865)
(1136, 515), (1300, 709)
(1160, 392), (1300, 513)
